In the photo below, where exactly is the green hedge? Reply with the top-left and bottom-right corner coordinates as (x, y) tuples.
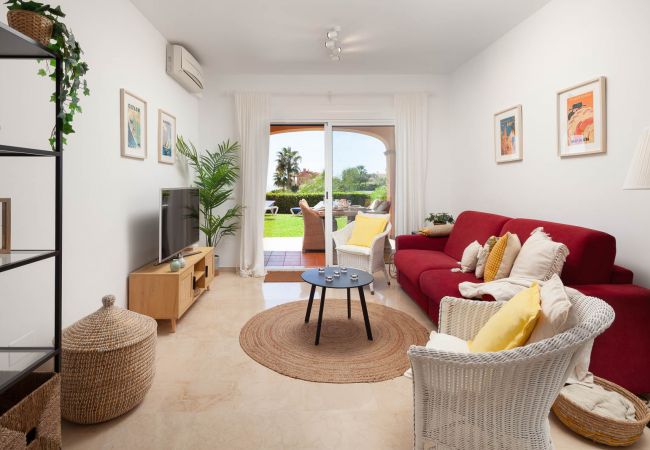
(265, 192), (372, 214)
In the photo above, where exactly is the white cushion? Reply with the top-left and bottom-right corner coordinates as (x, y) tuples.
(510, 227), (570, 281)
(337, 244), (371, 256)
(528, 274), (576, 343)
(404, 332), (469, 378)
(460, 240), (481, 273)
(527, 275), (589, 383)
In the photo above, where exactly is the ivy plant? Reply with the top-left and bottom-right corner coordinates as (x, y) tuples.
(5, 0), (89, 149)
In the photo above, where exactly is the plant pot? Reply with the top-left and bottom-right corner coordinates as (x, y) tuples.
(214, 253), (220, 276)
(7, 10), (54, 46)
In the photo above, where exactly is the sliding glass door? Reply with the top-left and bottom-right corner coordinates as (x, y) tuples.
(325, 124), (396, 265)
(264, 122), (395, 269)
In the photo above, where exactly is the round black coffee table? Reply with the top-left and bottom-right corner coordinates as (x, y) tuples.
(301, 267), (374, 345)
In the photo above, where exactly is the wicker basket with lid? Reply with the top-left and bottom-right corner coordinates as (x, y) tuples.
(61, 295), (157, 424)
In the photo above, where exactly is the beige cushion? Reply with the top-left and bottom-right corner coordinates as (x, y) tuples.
(460, 240), (481, 272)
(404, 332), (469, 378)
(337, 244), (371, 256)
(475, 236), (497, 279)
(510, 227), (570, 281)
(528, 274), (576, 343)
(419, 223), (454, 237)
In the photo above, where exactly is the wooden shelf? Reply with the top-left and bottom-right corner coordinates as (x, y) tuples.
(194, 270), (205, 282)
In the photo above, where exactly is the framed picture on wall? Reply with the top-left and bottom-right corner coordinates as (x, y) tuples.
(494, 105), (523, 163)
(120, 89), (148, 159)
(557, 76), (606, 157)
(157, 109), (176, 164)
(1, 198), (10, 254)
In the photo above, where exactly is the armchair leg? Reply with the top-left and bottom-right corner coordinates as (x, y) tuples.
(383, 264), (391, 285)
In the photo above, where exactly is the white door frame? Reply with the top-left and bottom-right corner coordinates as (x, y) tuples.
(270, 119), (395, 266)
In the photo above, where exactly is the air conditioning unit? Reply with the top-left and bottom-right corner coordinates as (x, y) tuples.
(166, 44), (204, 93)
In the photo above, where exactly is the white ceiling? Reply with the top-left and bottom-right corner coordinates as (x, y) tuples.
(131, 0), (549, 75)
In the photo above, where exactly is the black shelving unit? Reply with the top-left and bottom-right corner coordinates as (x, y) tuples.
(0, 21), (62, 396)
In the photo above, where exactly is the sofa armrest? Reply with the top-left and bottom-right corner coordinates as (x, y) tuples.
(395, 234), (448, 252)
(610, 265), (634, 284)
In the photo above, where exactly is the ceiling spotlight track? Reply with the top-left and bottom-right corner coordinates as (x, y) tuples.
(325, 26), (341, 62)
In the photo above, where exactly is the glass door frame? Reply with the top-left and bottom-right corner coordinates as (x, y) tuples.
(324, 120), (396, 266)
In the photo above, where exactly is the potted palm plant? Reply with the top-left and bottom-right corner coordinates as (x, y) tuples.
(177, 137), (242, 274)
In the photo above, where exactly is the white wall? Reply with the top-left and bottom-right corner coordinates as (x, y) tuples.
(0, 0), (199, 350)
(447, 0), (650, 286)
(199, 74), (453, 267)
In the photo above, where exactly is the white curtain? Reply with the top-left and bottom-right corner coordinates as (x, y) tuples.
(394, 93), (429, 236)
(235, 93), (270, 277)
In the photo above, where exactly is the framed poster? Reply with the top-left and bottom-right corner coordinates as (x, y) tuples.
(494, 105), (523, 163)
(557, 76), (606, 157)
(120, 89), (148, 159)
(1, 198), (10, 254)
(158, 109), (176, 164)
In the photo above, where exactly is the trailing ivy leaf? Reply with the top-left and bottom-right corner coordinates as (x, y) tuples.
(37, 68), (47, 76)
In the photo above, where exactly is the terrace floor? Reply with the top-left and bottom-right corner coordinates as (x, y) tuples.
(264, 237), (325, 268)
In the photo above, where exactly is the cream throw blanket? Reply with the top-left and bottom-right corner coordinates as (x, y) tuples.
(458, 277), (582, 301)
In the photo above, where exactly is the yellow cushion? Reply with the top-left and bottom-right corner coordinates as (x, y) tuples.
(347, 215), (388, 247)
(483, 232), (521, 282)
(468, 284), (541, 352)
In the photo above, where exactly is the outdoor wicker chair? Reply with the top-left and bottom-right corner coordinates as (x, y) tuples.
(408, 293), (615, 450)
(332, 212), (391, 293)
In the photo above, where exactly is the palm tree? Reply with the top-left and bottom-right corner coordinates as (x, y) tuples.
(274, 147), (301, 191)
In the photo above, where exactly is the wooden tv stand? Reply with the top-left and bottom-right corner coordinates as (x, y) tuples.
(128, 247), (215, 332)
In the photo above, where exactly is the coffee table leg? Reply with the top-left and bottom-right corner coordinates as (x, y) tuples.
(315, 287), (327, 345)
(358, 286), (373, 341)
(347, 288), (351, 319)
(305, 284), (316, 323)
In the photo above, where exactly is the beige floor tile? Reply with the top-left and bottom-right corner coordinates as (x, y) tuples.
(62, 272), (649, 449)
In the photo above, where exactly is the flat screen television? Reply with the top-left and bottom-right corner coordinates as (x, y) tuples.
(159, 188), (200, 263)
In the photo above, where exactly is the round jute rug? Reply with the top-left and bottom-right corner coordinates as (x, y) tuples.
(239, 300), (429, 383)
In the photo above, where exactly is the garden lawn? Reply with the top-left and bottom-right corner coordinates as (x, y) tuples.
(264, 214), (347, 238)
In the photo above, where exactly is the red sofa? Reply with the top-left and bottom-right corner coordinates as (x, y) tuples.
(395, 210), (650, 393)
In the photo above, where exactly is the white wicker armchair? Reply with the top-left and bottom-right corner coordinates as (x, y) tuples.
(332, 212), (391, 294)
(408, 294), (615, 450)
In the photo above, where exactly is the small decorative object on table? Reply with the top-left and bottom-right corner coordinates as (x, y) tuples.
(552, 376), (650, 446)
(61, 295), (157, 424)
(0, 198), (10, 254)
(419, 212), (455, 237)
(177, 254), (186, 268)
(170, 258), (181, 272)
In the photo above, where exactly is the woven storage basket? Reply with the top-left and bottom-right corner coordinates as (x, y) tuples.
(552, 376), (650, 446)
(0, 372), (61, 450)
(61, 295), (157, 424)
(6, 10), (53, 46)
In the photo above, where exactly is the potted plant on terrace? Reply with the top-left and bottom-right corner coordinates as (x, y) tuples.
(177, 137), (242, 273)
(5, 0), (90, 150)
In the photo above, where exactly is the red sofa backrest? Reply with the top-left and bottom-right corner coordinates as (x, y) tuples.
(444, 211), (511, 261)
(500, 218), (617, 285)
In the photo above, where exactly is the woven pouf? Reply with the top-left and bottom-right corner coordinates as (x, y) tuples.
(61, 295), (157, 424)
